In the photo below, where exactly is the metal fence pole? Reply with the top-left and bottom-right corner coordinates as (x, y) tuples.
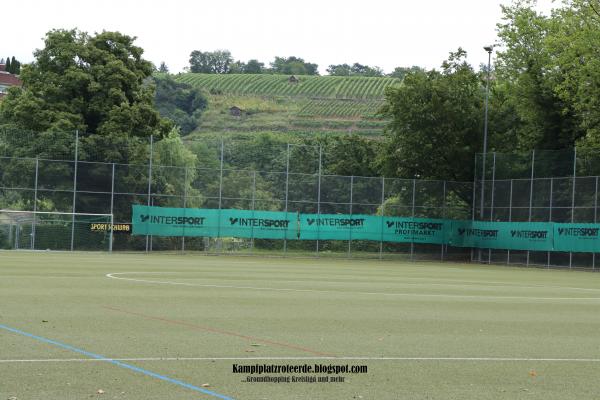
(348, 175), (354, 258)
(527, 150), (535, 266)
(32, 157), (39, 250)
(316, 145), (322, 256)
(284, 144), (290, 255)
(548, 178), (553, 268)
(182, 166), (187, 253)
(594, 176), (598, 271)
(507, 179), (513, 264)
(411, 178), (416, 260)
(488, 152), (496, 264)
(441, 180), (446, 261)
(379, 177), (385, 260)
(109, 162), (115, 253)
(217, 138), (224, 254)
(569, 148), (577, 269)
(251, 170), (256, 254)
(70, 130), (79, 252)
(145, 135), (153, 253)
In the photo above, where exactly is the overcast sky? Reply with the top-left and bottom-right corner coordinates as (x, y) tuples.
(4, 0), (556, 74)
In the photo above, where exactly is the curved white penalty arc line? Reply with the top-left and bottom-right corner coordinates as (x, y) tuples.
(4, 356), (600, 363)
(105, 272), (600, 301)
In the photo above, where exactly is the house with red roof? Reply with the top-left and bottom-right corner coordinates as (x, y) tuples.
(0, 63), (22, 98)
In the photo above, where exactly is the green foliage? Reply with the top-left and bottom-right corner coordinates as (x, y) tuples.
(154, 74), (207, 135)
(0, 29), (171, 163)
(189, 50), (233, 74)
(270, 56), (318, 76)
(158, 62), (169, 73)
(327, 63), (383, 77)
(378, 49), (483, 183)
(388, 66), (425, 80)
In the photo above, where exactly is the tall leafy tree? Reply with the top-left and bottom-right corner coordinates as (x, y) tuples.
(378, 49), (484, 183)
(270, 56), (318, 75)
(0, 29), (172, 162)
(189, 50), (233, 74)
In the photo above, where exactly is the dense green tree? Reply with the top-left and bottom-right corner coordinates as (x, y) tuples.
(189, 50), (233, 74)
(4, 57), (10, 72)
(378, 49), (484, 183)
(0, 29), (172, 162)
(327, 63), (384, 77)
(327, 64), (352, 76)
(244, 59), (264, 74)
(270, 56), (318, 75)
(388, 66), (425, 80)
(153, 74), (207, 135)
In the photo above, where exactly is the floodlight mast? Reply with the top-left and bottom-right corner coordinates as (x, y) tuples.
(480, 45), (493, 220)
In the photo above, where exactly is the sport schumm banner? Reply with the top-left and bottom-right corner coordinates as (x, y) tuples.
(132, 205), (600, 253)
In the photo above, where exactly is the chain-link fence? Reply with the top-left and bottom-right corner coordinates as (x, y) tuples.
(0, 129), (472, 260)
(474, 150), (600, 269)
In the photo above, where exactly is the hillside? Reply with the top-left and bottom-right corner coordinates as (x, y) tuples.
(173, 73), (400, 139)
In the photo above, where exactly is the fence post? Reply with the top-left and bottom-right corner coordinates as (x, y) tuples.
(441, 180), (446, 261)
(284, 143), (290, 256)
(145, 135), (153, 253)
(70, 130), (79, 252)
(251, 170), (256, 254)
(569, 148), (577, 269)
(182, 166), (187, 253)
(109, 162), (115, 253)
(548, 178), (553, 268)
(217, 138), (224, 253)
(316, 145), (322, 256)
(348, 175), (354, 258)
(379, 177), (385, 260)
(594, 176), (598, 271)
(32, 157), (39, 250)
(488, 152), (496, 264)
(411, 178), (416, 260)
(527, 150), (535, 266)
(507, 179), (513, 264)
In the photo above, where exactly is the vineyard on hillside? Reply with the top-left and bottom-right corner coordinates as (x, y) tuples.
(176, 73), (400, 100)
(298, 99), (384, 118)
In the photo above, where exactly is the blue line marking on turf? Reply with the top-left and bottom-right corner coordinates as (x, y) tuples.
(0, 323), (235, 400)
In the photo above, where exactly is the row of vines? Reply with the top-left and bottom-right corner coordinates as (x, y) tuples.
(176, 74), (400, 100)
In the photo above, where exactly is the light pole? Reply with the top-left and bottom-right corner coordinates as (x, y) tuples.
(480, 45), (493, 220)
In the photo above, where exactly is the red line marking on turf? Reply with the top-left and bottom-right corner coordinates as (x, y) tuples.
(103, 306), (337, 358)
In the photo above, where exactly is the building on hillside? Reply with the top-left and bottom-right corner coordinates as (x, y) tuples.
(288, 75), (299, 84)
(0, 63), (22, 98)
(229, 106), (243, 117)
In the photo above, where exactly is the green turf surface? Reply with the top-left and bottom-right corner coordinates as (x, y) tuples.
(2, 252), (600, 399)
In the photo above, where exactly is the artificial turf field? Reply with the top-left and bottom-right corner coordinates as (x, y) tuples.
(2, 252), (600, 399)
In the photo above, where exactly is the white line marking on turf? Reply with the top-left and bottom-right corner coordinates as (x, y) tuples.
(105, 272), (600, 301)
(3, 356), (600, 363)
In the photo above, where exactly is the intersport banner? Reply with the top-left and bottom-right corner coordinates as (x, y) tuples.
(448, 221), (554, 251)
(131, 205), (600, 253)
(132, 205), (297, 239)
(553, 223), (600, 252)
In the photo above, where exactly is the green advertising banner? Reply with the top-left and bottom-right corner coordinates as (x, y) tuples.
(382, 217), (450, 244)
(298, 214), (381, 241)
(553, 224), (600, 253)
(218, 209), (297, 240)
(132, 205), (600, 253)
(132, 205), (297, 239)
(448, 221), (554, 251)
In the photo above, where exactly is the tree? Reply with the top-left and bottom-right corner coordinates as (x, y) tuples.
(189, 50), (233, 73)
(154, 74), (207, 135)
(244, 59), (264, 74)
(270, 56), (318, 75)
(4, 57), (10, 73)
(327, 64), (351, 76)
(158, 61), (169, 73)
(388, 66), (425, 80)
(0, 29), (172, 162)
(378, 49), (484, 184)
